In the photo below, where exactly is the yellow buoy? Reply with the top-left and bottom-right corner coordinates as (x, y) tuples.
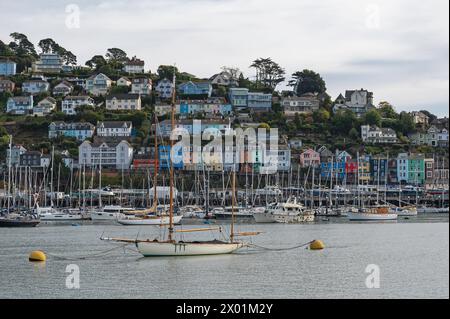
(29, 251), (46, 262)
(309, 240), (325, 250)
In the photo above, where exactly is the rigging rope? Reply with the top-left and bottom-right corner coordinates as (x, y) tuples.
(46, 243), (133, 261)
(247, 240), (314, 251)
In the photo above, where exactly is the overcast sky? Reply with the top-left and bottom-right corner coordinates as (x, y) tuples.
(1, 0), (448, 116)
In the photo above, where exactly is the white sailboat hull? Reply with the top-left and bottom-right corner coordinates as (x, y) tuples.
(273, 213), (315, 223)
(347, 212), (398, 221)
(91, 212), (125, 221)
(40, 213), (84, 221)
(117, 215), (183, 226)
(137, 241), (245, 257)
(253, 212), (276, 223)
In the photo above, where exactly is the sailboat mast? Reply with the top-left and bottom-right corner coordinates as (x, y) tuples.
(230, 168), (236, 243)
(153, 113), (158, 207)
(168, 72), (176, 242)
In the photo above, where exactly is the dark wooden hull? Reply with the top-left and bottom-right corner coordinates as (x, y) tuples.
(0, 219), (40, 227)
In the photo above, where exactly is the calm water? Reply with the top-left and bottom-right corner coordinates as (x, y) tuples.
(0, 215), (448, 299)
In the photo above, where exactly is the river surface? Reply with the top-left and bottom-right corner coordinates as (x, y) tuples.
(0, 214), (448, 299)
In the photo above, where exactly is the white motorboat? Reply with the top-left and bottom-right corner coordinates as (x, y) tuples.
(213, 206), (260, 220)
(117, 215), (183, 226)
(254, 185), (282, 197)
(347, 206), (398, 221)
(91, 205), (134, 221)
(179, 206), (206, 219)
(39, 209), (86, 221)
(389, 206), (418, 217)
(258, 197), (315, 224)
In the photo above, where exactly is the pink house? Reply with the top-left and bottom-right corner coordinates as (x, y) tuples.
(300, 148), (321, 167)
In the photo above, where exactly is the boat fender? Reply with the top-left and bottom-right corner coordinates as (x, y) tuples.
(309, 240), (325, 250)
(29, 250), (46, 262)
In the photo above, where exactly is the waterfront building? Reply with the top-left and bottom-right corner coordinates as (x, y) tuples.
(370, 156), (388, 184)
(105, 94), (141, 111)
(320, 161), (346, 181)
(158, 145), (184, 170)
(397, 153), (409, 183)
(48, 121), (95, 141)
(408, 154), (425, 185)
(425, 158), (435, 188)
(6, 96), (33, 115)
(300, 148), (321, 168)
(19, 151), (50, 168)
(85, 73), (112, 96)
(0, 60), (17, 75)
(97, 121), (133, 137)
(62, 96), (95, 115)
(333, 89), (375, 118)
(32, 53), (63, 73)
(79, 138), (134, 169)
(318, 146), (334, 163)
(157, 119), (231, 138)
(6, 145), (27, 167)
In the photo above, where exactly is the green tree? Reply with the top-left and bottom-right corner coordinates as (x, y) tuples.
(378, 101), (398, 119)
(250, 57), (285, 90)
(157, 65), (178, 81)
(332, 109), (357, 134)
(85, 55), (107, 69)
(349, 128), (359, 139)
(364, 109), (382, 126)
(313, 108), (330, 123)
(289, 69), (327, 96)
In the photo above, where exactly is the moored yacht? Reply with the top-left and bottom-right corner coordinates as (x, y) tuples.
(255, 197), (315, 224)
(347, 206), (398, 221)
(91, 205), (134, 221)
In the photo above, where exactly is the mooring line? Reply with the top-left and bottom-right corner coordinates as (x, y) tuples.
(247, 240), (314, 251)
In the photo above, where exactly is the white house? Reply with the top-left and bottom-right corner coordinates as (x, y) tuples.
(361, 125), (397, 144)
(6, 96), (34, 115)
(105, 94), (141, 111)
(334, 89), (375, 118)
(117, 77), (131, 87)
(155, 78), (174, 99)
(79, 138), (134, 169)
(33, 97), (57, 116)
(282, 93), (320, 116)
(131, 77), (152, 95)
(85, 73), (112, 96)
(53, 80), (74, 96)
(209, 71), (239, 87)
(62, 96), (95, 115)
(22, 79), (50, 94)
(97, 121), (133, 137)
(123, 59), (145, 74)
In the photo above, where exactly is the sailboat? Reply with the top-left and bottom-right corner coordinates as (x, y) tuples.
(347, 153), (398, 221)
(117, 113), (183, 226)
(0, 136), (40, 227)
(102, 74), (259, 255)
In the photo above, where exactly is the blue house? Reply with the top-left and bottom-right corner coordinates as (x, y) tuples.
(178, 81), (212, 97)
(320, 162), (346, 180)
(0, 60), (17, 76)
(159, 145), (184, 170)
(370, 157), (389, 183)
